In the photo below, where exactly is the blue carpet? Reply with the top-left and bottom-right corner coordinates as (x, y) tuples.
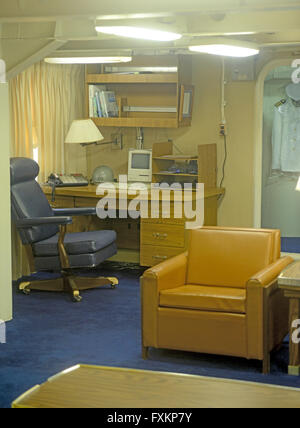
(1, 264), (300, 408)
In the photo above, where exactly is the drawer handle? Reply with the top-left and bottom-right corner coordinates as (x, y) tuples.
(152, 233), (168, 239)
(153, 255), (168, 260)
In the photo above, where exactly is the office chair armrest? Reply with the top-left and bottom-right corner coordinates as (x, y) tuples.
(15, 216), (73, 229)
(53, 208), (96, 216)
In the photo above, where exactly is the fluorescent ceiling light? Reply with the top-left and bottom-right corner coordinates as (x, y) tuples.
(95, 26), (182, 42)
(44, 57), (132, 64)
(189, 44), (259, 57)
(189, 38), (259, 58)
(224, 32), (256, 36)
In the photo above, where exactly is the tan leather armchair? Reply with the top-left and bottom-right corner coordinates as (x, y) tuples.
(141, 227), (294, 374)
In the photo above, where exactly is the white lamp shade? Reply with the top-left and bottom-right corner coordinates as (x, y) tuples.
(296, 177), (300, 191)
(65, 119), (104, 144)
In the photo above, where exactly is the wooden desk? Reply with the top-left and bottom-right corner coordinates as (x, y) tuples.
(12, 365), (300, 408)
(279, 261), (300, 376)
(43, 185), (224, 267)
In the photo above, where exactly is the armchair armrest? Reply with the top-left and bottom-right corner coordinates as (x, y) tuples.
(53, 208), (96, 217)
(247, 256), (294, 289)
(142, 252), (188, 293)
(15, 216), (72, 229)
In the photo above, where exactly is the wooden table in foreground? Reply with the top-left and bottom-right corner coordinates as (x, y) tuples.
(12, 365), (300, 408)
(279, 261), (300, 376)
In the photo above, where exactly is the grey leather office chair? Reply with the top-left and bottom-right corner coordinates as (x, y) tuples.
(10, 157), (118, 302)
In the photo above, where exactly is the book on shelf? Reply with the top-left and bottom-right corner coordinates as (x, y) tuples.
(95, 92), (103, 117)
(88, 85), (119, 118)
(99, 91), (108, 117)
(89, 85), (106, 117)
(101, 91), (119, 118)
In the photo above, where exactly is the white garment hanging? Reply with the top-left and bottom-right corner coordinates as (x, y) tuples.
(272, 98), (300, 172)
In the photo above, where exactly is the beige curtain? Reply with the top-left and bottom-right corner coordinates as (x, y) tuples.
(10, 61), (86, 280)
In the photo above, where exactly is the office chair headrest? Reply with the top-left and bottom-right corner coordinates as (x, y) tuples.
(10, 157), (40, 185)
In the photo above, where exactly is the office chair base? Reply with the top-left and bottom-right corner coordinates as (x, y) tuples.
(19, 276), (119, 302)
(19, 279), (65, 294)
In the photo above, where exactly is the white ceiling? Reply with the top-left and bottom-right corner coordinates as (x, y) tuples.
(2, 0), (300, 78)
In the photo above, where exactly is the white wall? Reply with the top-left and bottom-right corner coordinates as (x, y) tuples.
(0, 82), (12, 321)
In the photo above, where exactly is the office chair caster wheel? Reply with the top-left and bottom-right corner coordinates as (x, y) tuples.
(108, 278), (119, 289)
(73, 291), (82, 303)
(19, 282), (31, 295)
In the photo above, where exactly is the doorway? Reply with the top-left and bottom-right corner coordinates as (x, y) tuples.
(261, 65), (300, 253)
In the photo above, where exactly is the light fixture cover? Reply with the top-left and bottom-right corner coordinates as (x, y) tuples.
(296, 177), (300, 192)
(189, 38), (260, 58)
(95, 26), (182, 42)
(65, 119), (104, 144)
(45, 57), (132, 64)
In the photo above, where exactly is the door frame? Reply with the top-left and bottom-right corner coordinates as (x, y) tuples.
(253, 57), (294, 228)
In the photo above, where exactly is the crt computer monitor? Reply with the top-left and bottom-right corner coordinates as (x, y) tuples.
(128, 149), (152, 183)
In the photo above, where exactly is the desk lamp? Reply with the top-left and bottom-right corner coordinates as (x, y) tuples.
(65, 119), (104, 146)
(65, 119), (123, 149)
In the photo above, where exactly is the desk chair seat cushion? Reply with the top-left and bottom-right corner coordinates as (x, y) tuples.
(33, 230), (116, 257)
(160, 285), (246, 314)
(34, 241), (117, 271)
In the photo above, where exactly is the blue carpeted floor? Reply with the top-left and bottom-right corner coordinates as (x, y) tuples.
(1, 264), (300, 408)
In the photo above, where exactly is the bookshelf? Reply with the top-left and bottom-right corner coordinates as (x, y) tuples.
(152, 142), (217, 186)
(85, 56), (194, 129)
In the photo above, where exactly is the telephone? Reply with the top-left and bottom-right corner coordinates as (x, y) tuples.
(47, 173), (89, 187)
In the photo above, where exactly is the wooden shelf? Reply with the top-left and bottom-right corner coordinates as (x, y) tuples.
(86, 73), (178, 84)
(91, 117), (179, 129)
(152, 142), (218, 187)
(85, 56), (193, 129)
(153, 172), (198, 177)
(153, 156), (198, 161)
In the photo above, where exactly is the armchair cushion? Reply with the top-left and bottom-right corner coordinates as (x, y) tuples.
(33, 230), (117, 257)
(160, 285), (246, 314)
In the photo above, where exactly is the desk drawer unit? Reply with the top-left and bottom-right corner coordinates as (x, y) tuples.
(141, 223), (185, 248)
(140, 245), (184, 267)
(141, 221), (186, 267)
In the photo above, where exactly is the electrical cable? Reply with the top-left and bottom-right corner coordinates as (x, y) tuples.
(218, 57), (227, 199)
(219, 133), (227, 199)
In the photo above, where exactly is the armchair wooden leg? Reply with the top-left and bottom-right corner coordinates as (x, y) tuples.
(142, 346), (149, 360)
(262, 353), (271, 375)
